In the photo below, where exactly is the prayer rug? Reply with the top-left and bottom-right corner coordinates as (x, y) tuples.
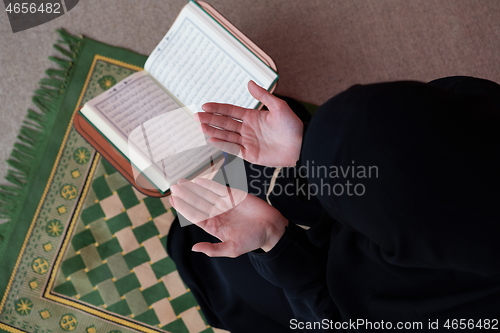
(0, 30), (222, 333)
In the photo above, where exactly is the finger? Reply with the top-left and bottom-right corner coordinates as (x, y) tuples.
(207, 138), (244, 158)
(202, 103), (247, 120)
(195, 112), (243, 133)
(176, 178), (221, 205)
(248, 80), (289, 113)
(192, 241), (243, 258)
(174, 182), (235, 218)
(169, 194), (209, 224)
(194, 178), (248, 208)
(226, 187), (248, 207)
(193, 178), (232, 197)
(200, 123), (243, 145)
(171, 184), (216, 217)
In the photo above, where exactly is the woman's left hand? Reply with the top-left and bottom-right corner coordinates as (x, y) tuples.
(169, 178), (288, 257)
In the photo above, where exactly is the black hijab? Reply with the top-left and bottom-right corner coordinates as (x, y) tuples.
(301, 77), (500, 322)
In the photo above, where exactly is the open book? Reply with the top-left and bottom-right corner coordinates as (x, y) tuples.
(78, 0), (278, 195)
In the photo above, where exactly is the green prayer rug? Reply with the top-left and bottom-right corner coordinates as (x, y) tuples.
(0, 30), (220, 333)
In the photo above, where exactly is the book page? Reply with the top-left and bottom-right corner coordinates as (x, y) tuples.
(84, 71), (181, 139)
(81, 71), (220, 191)
(141, 108), (206, 162)
(136, 107), (220, 184)
(160, 144), (221, 184)
(144, 1), (277, 109)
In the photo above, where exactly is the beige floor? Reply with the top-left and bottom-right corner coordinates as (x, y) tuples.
(1, 0), (499, 184)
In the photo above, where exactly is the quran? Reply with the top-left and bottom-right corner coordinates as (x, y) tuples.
(75, 0), (278, 196)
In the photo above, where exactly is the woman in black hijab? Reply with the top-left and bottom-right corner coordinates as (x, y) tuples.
(167, 76), (500, 332)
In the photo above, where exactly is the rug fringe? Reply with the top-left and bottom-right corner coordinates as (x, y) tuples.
(0, 29), (83, 242)
(45, 68), (67, 79)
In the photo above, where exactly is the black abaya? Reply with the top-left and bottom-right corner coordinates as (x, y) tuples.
(168, 77), (500, 332)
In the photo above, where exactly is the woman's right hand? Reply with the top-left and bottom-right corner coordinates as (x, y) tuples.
(195, 81), (303, 167)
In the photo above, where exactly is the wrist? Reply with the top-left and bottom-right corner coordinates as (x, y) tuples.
(287, 127), (303, 167)
(261, 216), (289, 252)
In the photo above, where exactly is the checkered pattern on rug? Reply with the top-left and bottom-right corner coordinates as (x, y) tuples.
(53, 158), (214, 333)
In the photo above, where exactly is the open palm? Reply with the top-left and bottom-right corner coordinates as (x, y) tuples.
(195, 81), (303, 167)
(169, 178), (288, 257)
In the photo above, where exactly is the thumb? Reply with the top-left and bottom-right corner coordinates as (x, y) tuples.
(192, 241), (241, 258)
(248, 80), (288, 112)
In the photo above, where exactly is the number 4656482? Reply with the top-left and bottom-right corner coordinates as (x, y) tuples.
(5, 2), (61, 14)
